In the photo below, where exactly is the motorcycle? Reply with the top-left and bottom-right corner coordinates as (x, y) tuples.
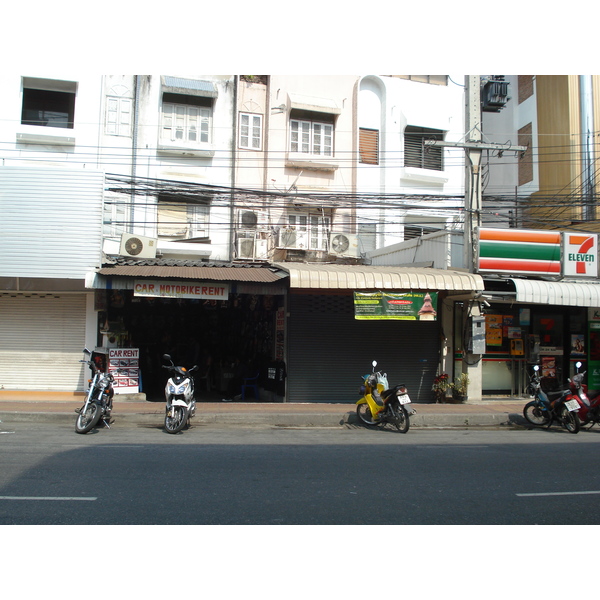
(162, 354), (198, 434)
(356, 361), (414, 433)
(522, 364), (581, 433)
(75, 348), (119, 434)
(565, 361), (600, 429)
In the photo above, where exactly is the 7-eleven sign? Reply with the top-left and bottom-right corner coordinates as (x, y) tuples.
(563, 233), (598, 277)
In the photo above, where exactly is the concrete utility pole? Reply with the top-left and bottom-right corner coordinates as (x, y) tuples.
(425, 75), (528, 401)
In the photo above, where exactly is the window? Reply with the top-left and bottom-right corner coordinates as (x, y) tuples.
(359, 128), (379, 164)
(160, 93), (212, 146)
(106, 96), (132, 136)
(239, 113), (262, 150)
(157, 196), (210, 239)
(290, 118), (333, 156)
(404, 126), (444, 171)
(21, 78), (77, 129)
(288, 213), (330, 251)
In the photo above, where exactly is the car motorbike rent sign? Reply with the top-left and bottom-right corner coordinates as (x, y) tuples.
(133, 280), (230, 300)
(354, 291), (438, 320)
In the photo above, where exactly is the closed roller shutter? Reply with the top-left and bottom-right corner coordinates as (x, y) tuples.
(0, 293), (87, 391)
(287, 294), (440, 403)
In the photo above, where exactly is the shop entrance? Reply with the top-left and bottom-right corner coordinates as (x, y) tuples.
(100, 290), (282, 401)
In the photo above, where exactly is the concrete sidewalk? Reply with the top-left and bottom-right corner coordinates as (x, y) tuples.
(0, 391), (530, 429)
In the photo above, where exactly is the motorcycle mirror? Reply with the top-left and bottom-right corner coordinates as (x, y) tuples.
(576, 361), (582, 370)
(83, 348), (91, 355)
(372, 360), (377, 370)
(533, 365), (540, 372)
(162, 354), (172, 361)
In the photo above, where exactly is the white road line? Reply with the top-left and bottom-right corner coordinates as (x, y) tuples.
(0, 496), (97, 501)
(517, 491), (600, 497)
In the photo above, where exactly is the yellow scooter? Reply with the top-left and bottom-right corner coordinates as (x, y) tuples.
(356, 361), (414, 433)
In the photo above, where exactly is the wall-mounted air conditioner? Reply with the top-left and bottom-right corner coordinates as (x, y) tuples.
(278, 228), (308, 250)
(119, 233), (157, 259)
(329, 232), (359, 257)
(237, 209), (268, 229)
(236, 237), (269, 260)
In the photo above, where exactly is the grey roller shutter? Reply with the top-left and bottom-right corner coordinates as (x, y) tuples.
(287, 294), (440, 403)
(0, 293), (87, 391)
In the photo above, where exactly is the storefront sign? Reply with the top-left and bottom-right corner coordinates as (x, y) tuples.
(563, 233), (598, 277)
(354, 292), (437, 321)
(478, 228), (599, 278)
(108, 348), (140, 394)
(133, 280), (230, 300)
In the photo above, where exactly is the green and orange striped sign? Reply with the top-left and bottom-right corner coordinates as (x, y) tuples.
(477, 228), (562, 275)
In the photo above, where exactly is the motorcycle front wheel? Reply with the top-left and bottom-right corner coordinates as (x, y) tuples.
(75, 402), (102, 434)
(523, 401), (551, 428)
(392, 405), (410, 434)
(561, 406), (580, 434)
(165, 406), (188, 434)
(356, 403), (378, 426)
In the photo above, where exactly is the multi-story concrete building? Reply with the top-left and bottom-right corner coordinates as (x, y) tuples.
(0, 74), (483, 402)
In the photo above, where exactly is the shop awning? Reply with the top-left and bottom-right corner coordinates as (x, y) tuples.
(94, 264), (288, 284)
(274, 263), (484, 291)
(511, 278), (600, 307)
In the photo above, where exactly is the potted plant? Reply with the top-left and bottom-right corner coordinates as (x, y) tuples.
(450, 373), (469, 403)
(432, 373), (450, 403)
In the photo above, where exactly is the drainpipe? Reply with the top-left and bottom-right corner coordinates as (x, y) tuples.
(131, 75), (140, 233)
(229, 76), (238, 262)
(580, 75), (595, 220)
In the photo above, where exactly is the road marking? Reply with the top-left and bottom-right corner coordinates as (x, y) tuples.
(517, 491), (600, 497)
(0, 496), (97, 501)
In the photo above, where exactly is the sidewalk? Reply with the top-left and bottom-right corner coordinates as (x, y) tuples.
(0, 391), (530, 429)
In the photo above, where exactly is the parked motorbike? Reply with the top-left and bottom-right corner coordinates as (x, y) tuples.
(356, 361), (414, 433)
(523, 364), (581, 433)
(565, 361), (600, 429)
(162, 354), (198, 434)
(75, 348), (119, 434)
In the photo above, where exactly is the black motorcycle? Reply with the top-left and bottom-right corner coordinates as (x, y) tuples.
(75, 348), (120, 434)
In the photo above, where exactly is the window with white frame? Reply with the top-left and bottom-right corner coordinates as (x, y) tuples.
(239, 112), (262, 150)
(290, 111), (334, 156)
(105, 96), (132, 136)
(21, 78), (77, 129)
(157, 196), (210, 239)
(288, 213), (330, 251)
(160, 93), (212, 146)
(404, 126), (444, 171)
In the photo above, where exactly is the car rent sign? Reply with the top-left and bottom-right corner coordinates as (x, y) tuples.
(133, 280), (230, 300)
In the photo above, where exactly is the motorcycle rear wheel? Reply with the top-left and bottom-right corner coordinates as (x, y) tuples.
(356, 403), (378, 425)
(523, 401), (551, 428)
(75, 402), (102, 434)
(165, 406), (188, 434)
(392, 405), (410, 433)
(561, 406), (580, 434)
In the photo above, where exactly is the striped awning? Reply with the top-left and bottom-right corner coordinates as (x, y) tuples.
(274, 263), (484, 291)
(511, 278), (600, 307)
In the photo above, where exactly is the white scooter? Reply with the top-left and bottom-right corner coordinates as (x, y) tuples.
(162, 354), (198, 434)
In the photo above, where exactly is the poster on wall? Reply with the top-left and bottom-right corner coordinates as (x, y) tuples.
(108, 348), (140, 394)
(588, 310), (600, 388)
(571, 334), (585, 356)
(541, 356), (557, 378)
(485, 315), (503, 346)
(354, 292), (438, 320)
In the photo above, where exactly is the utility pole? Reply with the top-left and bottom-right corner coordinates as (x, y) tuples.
(425, 75), (528, 401)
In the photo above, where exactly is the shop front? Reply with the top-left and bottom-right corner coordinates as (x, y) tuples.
(477, 227), (600, 396)
(90, 262), (288, 401)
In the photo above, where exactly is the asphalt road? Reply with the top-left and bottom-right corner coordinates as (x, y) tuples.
(2, 421), (600, 526)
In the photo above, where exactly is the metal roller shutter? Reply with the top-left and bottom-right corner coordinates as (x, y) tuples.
(0, 293), (87, 391)
(287, 294), (440, 403)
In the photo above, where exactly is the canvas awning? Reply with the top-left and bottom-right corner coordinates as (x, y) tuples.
(510, 278), (600, 307)
(274, 263), (484, 291)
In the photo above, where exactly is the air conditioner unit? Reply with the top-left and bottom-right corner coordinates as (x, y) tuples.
(238, 210), (268, 229)
(329, 232), (359, 257)
(237, 237), (256, 259)
(119, 234), (157, 259)
(278, 228), (308, 249)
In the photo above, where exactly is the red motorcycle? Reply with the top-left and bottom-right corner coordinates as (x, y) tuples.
(567, 361), (600, 429)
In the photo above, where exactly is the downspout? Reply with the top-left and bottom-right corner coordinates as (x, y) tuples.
(229, 76), (238, 262)
(580, 75), (595, 220)
(131, 75), (140, 232)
